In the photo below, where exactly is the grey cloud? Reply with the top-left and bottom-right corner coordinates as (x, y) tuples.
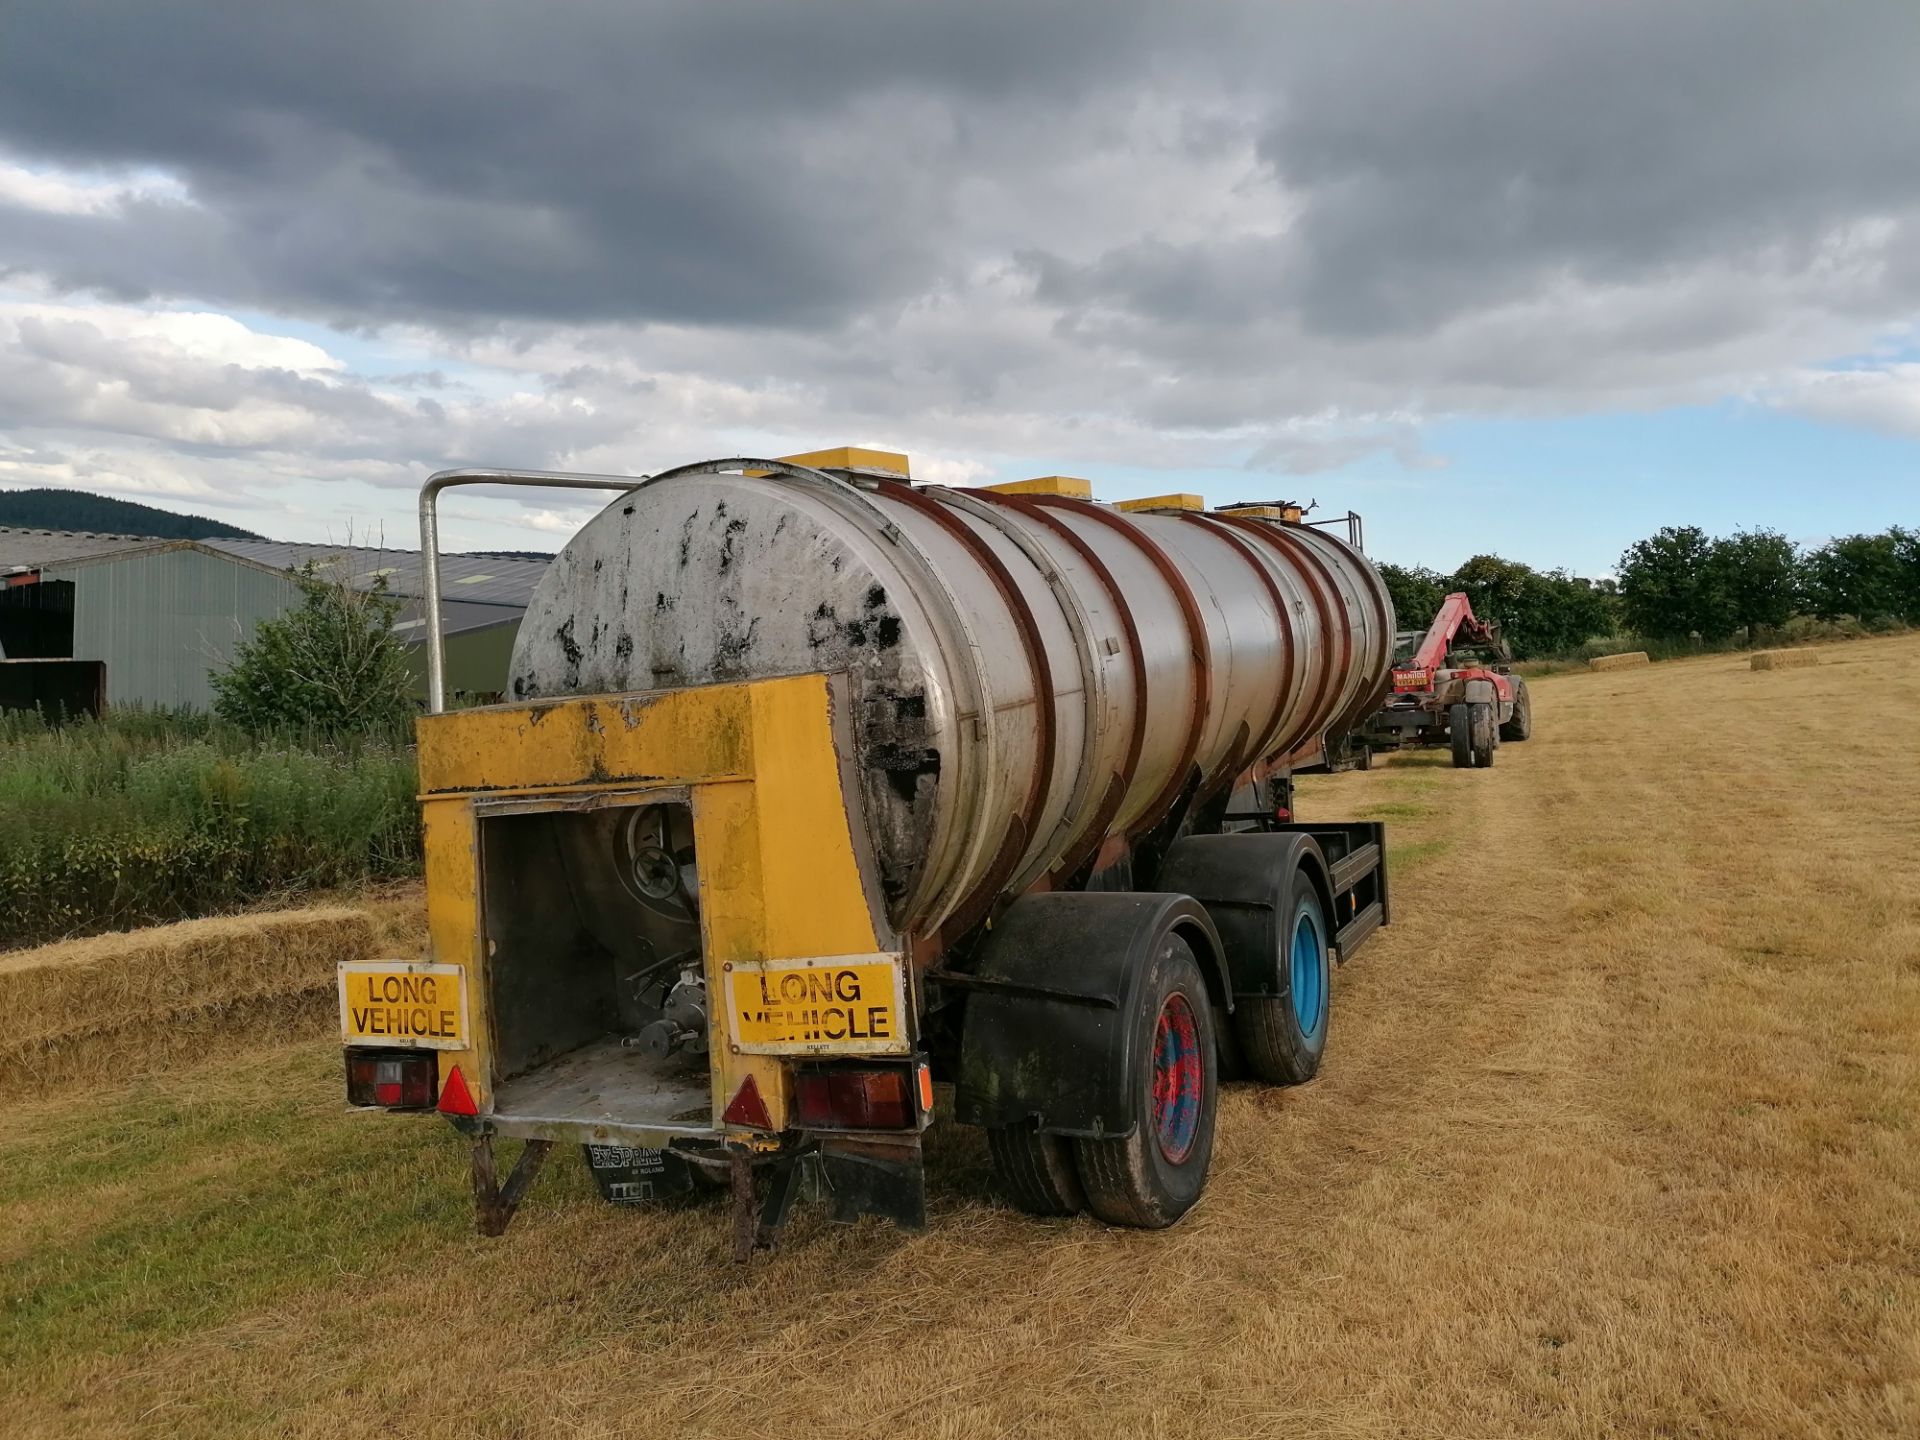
(1, 0), (1918, 485)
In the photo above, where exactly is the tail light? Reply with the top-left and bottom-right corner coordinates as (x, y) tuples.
(346, 1048), (438, 1109)
(794, 1062), (930, 1132)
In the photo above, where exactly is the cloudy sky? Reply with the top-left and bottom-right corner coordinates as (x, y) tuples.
(1, 1), (1915, 572)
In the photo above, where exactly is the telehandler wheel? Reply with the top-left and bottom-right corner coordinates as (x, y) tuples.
(1500, 681), (1533, 742)
(1075, 934), (1218, 1228)
(1450, 703), (1474, 767)
(1470, 702), (1496, 767)
(988, 1123), (1086, 1217)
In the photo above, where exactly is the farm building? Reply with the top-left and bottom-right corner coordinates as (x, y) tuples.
(0, 527), (547, 710)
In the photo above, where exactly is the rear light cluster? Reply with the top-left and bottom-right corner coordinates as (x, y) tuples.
(793, 1062), (932, 1132)
(346, 1048), (438, 1109)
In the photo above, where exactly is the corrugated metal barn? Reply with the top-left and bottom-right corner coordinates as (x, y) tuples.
(0, 526), (547, 710)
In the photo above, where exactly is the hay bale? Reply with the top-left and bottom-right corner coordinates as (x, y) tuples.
(0, 907), (377, 1092)
(1588, 651), (1650, 672)
(1751, 648), (1820, 671)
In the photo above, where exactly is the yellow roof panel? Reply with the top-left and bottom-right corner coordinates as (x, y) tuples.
(1115, 492), (1205, 513)
(984, 475), (1094, 499)
(777, 446), (911, 477)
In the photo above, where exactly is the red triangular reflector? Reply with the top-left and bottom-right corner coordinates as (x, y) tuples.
(722, 1074), (773, 1130)
(438, 1064), (478, 1116)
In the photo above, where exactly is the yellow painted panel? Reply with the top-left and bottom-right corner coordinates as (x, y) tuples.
(1217, 503), (1303, 521)
(747, 678), (882, 958)
(416, 688), (753, 795)
(985, 475), (1094, 499)
(421, 797), (489, 1107)
(1116, 492), (1205, 513)
(777, 446), (910, 476)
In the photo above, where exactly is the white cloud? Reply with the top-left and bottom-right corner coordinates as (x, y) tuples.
(0, 156), (192, 218)
(1767, 363), (1920, 440)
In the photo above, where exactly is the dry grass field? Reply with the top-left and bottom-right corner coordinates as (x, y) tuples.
(4, 634), (1918, 1438)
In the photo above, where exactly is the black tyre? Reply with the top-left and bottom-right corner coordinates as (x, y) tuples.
(1074, 934), (1218, 1228)
(1470, 702), (1496, 767)
(1500, 681), (1533, 742)
(1232, 864), (1332, 1085)
(1450, 703), (1473, 767)
(988, 1123), (1086, 1217)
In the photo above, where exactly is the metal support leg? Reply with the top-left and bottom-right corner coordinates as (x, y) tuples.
(472, 1136), (553, 1237)
(728, 1148), (758, 1264)
(755, 1154), (809, 1252)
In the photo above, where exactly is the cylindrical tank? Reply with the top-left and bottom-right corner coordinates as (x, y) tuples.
(510, 459), (1395, 940)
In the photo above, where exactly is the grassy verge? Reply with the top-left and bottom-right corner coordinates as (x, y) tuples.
(0, 709), (419, 949)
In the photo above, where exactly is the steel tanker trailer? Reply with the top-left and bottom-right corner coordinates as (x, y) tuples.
(338, 448), (1396, 1258)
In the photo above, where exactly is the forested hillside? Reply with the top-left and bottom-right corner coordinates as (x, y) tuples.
(0, 488), (261, 540)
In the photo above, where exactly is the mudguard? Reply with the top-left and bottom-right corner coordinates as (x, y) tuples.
(952, 892), (1226, 1138)
(1156, 832), (1333, 996)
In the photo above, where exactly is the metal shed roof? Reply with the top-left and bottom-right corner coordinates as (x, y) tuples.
(0, 527), (169, 572)
(199, 538), (547, 609)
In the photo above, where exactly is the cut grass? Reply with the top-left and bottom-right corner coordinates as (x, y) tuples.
(0, 907), (377, 1094)
(3, 633), (1919, 1437)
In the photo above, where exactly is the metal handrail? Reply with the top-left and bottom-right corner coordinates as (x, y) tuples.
(417, 468), (648, 712)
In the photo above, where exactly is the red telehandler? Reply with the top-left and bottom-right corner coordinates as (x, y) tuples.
(1358, 592), (1533, 768)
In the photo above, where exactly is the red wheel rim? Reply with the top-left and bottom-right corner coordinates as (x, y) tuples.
(1151, 993), (1204, 1163)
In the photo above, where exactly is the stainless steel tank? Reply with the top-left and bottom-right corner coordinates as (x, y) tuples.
(510, 459), (1395, 940)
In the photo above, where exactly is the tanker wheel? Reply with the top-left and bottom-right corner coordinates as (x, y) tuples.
(1074, 934), (1218, 1228)
(1450, 704), (1474, 768)
(987, 1122), (1085, 1217)
(1232, 864), (1331, 1085)
(1500, 681), (1534, 742)
(1470, 702), (1496, 767)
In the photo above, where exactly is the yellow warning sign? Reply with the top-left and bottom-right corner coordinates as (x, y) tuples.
(338, 961), (469, 1050)
(726, 955), (908, 1056)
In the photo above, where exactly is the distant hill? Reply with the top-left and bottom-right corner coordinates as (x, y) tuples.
(0, 488), (262, 541)
(459, 549), (556, 561)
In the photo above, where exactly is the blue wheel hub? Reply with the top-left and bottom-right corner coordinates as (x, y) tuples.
(1290, 903), (1326, 1040)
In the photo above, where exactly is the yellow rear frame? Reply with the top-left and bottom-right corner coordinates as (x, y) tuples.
(412, 672), (904, 1145)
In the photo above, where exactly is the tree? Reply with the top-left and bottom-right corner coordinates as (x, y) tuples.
(1708, 529), (1798, 643)
(1446, 554), (1613, 658)
(1376, 563), (1449, 631)
(1800, 531), (1910, 624)
(1617, 526), (1732, 642)
(212, 567), (414, 736)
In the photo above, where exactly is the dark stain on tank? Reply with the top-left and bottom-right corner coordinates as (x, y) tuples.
(613, 631), (634, 661)
(864, 584), (887, 611)
(773, 514), (789, 538)
(807, 602), (838, 650)
(622, 504), (635, 517)
(875, 615), (902, 648)
(677, 511), (697, 568)
(874, 743), (940, 806)
(593, 558), (603, 574)
(716, 516), (748, 574)
(713, 616), (762, 675)
(655, 591), (674, 613)
(842, 619), (868, 646)
(555, 620), (583, 690)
